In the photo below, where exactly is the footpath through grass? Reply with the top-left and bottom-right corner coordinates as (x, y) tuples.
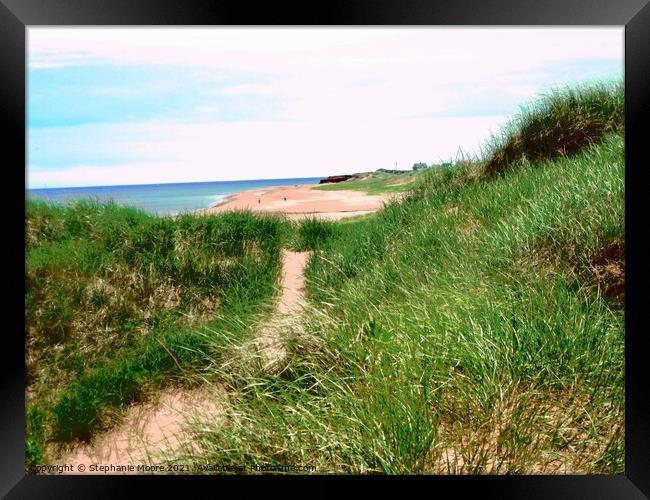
(172, 82), (624, 474)
(25, 202), (286, 469)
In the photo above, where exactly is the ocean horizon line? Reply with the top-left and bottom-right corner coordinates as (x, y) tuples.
(26, 176), (327, 216)
(27, 175), (327, 193)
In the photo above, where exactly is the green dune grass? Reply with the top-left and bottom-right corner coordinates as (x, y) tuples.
(26, 80), (624, 474)
(482, 81), (623, 176)
(25, 202), (286, 467)
(173, 82), (624, 474)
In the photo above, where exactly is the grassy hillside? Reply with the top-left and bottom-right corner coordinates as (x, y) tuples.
(314, 170), (423, 195)
(25, 81), (624, 475)
(173, 82), (624, 474)
(25, 201), (286, 468)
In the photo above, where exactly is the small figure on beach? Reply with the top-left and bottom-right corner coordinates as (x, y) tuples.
(258, 198), (261, 204)
(284, 196), (287, 202)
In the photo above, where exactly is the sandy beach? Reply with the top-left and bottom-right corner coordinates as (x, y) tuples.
(200, 183), (400, 221)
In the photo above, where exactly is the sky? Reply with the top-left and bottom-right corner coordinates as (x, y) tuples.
(27, 27), (623, 189)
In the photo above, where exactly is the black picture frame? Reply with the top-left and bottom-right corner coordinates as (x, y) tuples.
(3, 0), (648, 497)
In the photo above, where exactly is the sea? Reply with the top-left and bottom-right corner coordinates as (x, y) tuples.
(26, 177), (324, 217)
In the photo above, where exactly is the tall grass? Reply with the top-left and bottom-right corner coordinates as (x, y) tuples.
(482, 81), (623, 176)
(26, 201), (286, 466)
(293, 217), (341, 252)
(170, 86), (624, 474)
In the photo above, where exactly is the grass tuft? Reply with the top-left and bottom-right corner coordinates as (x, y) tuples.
(483, 81), (623, 176)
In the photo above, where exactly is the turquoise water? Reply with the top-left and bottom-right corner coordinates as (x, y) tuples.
(26, 177), (324, 216)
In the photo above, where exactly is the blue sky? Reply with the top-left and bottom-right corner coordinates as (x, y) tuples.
(28, 65), (282, 128)
(27, 28), (623, 188)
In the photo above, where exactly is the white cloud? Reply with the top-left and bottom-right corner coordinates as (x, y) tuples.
(27, 27), (622, 187)
(27, 115), (508, 188)
(28, 27), (623, 70)
(214, 83), (278, 96)
(28, 29), (623, 121)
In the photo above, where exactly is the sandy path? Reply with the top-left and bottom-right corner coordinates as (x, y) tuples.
(58, 250), (310, 474)
(60, 388), (226, 474)
(200, 184), (397, 221)
(257, 250), (310, 371)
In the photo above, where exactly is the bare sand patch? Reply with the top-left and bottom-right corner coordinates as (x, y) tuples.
(60, 386), (227, 474)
